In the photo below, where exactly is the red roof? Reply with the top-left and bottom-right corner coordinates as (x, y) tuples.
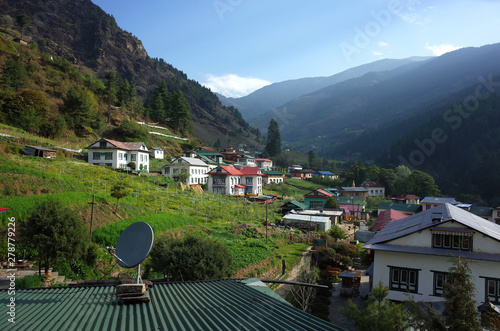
(255, 158), (272, 162)
(88, 139), (146, 151)
(305, 189), (333, 198)
(235, 184), (246, 188)
(391, 194), (421, 201)
(209, 165), (243, 176)
(373, 209), (408, 231)
(239, 167), (263, 175)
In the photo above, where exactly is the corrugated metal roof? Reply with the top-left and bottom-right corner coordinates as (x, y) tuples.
(283, 214), (331, 223)
(377, 202), (421, 212)
(0, 279), (344, 330)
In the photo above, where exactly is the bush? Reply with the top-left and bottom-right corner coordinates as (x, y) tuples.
(150, 235), (233, 281)
(15, 274), (43, 289)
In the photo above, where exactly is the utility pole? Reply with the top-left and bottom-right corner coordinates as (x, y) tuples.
(265, 200), (268, 244)
(88, 194), (95, 242)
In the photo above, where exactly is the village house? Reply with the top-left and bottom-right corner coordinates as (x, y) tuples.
(87, 138), (149, 172)
(262, 170), (285, 184)
(313, 171), (339, 181)
(161, 156), (209, 185)
(390, 193), (421, 204)
(23, 145), (57, 158)
(303, 189), (334, 209)
(219, 146), (241, 162)
(236, 155), (256, 167)
(255, 158), (273, 171)
(290, 169), (307, 180)
(207, 165), (243, 195)
(237, 166), (263, 196)
(149, 147), (164, 159)
(360, 181), (385, 197)
(364, 203), (500, 307)
(339, 186), (369, 199)
(283, 213), (332, 232)
(421, 196), (457, 211)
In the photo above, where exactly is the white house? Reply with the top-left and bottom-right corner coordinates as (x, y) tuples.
(87, 138), (149, 172)
(364, 203), (500, 307)
(161, 157), (209, 185)
(149, 147), (164, 159)
(207, 165), (243, 195)
(360, 181), (385, 198)
(238, 166), (263, 196)
(255, 158), (273, 171)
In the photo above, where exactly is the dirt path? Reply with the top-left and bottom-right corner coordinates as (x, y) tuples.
(274, 246), (313, 299)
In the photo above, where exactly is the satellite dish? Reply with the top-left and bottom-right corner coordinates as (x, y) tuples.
(115, 222), (154, 268)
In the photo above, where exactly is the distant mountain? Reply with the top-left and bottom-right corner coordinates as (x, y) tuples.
(0, 0), (261, 147)
(249, 43), (500, 158)
(219, 57), (431, 120)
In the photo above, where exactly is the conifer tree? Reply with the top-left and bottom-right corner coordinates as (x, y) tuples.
(265, 119), (281, 157)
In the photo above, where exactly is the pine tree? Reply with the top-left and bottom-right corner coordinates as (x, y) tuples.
(265, 119), (281, 157)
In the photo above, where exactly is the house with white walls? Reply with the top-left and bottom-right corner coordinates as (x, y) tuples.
(207, 165), (243, 195)
(364, 203), (500, 307)
(87, 138), (149, 172)
(161, 157), (209, 185)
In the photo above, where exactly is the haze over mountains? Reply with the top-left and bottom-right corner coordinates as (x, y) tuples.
(220, 44), (500, 160)
(218, 56), (431, 120)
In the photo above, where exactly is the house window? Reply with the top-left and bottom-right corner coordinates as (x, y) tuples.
(140, 154), (143, 162)
(124, 153), (128, 161)
(131, 154), (136, 161)
(310, 201), (323, 209)
(432, 233), (472, 251)
(118, 153), (123, 160)
(99, 141), (106, 148)
(485, 278), (500, 304)
(433, 271), (448, 296)
(389, 266), (419, 293)
(93, 152), (100, 160)
(105, 152), (112, 160)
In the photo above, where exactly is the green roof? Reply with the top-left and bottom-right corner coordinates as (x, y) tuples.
(377, 202), (422, 212)
(469, 206), (493, 217)
(281, 200), (308, 210)
(196, 150), (223, 156)
(263, 171), (284, 175)
(197, 154), (227, 165)
(0, 279), (345, 330)
(335, 196), (366, 205)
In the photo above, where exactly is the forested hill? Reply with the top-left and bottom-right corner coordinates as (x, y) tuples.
(377, 87), (500, 205)
(0, 0), (261, 147)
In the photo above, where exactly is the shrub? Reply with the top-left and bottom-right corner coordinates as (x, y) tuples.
(15, 274), (43, 289)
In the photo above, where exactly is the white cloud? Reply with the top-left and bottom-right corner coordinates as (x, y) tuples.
(373, 51), (383, 56)
(425, 43), (463, 56)
(202, 74), (271, 98)
(378, 42), (389, 47)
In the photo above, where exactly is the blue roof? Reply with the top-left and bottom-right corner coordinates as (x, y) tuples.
(318, 171), (336, 176)
(421, 197), (456, 204)
(365, 203), (500, 246)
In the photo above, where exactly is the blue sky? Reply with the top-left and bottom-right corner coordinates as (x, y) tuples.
(92, 0), (500, 97)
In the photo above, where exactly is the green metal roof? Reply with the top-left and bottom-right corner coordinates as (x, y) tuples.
(263, 171), (284, 175)
(377, 202), (422, 212)
(335, 196), (365, 205)
(0, 279), (345, 330)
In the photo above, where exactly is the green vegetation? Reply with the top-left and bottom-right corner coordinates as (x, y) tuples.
(150, 235), (232, 281)
(21, 199), (88, 274)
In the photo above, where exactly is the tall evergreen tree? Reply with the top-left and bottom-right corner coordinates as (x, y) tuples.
(170, 90), (192, 135)
(265, 119), (281, 157)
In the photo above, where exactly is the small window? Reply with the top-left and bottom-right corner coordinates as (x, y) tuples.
(389, 266), (418, 293)
(486, 278), (500, 304)
(99, 141), (106, 148)
(105, 152), (113, 160)
(93, 152), (100, 160)
(433, 272), (447, 296)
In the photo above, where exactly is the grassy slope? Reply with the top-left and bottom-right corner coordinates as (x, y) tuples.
(0, 138), (314, 279)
